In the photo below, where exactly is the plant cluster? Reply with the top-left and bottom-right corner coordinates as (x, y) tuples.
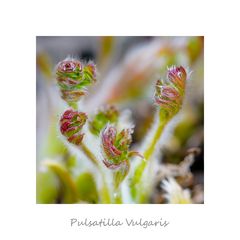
(42, 57), (190, 203)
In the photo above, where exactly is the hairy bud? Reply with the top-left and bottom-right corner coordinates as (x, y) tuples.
(56, 58), (97, 104)
(101, 124), (142, 188)
(101, 125), (132, 164)
(89, 105), (119, 136)
(155, 66), (187, 114)
(60, 109), (87, 146)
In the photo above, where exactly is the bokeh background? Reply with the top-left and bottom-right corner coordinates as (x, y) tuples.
(36, 36), (204, 203)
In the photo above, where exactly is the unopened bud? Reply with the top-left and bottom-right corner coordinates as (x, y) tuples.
(89, 105), (119, 136)
(155, 66), (188, 115)
(56, 58), (97, 104)
(101, 124), (141, 187)
(60, 109), (87, 146)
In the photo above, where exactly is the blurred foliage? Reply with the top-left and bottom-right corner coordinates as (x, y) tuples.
(44, 161), (78, 203)
(98, 36), (115, 70)
(36, 52), (53, 80)
(75, 172), (99, 203)
(187, 37), (204, 64)
(36, 170), (59, 204)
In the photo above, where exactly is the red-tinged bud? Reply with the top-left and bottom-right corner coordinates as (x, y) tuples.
(101, 125), (142, 189)
(60, 109), (87, 146)
(101, 125), (123, 161)
(56, 58), (97, 104)
(101, 124), (136, 169)
(155, 66), (188, 115)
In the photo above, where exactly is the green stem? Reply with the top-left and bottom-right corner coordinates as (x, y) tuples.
(68, 101), (78, 110)
(65, 102), (111, 203)
(80, 143), (100, 166)
(143, 119), (166, 161)
(131, 109), (172, 202)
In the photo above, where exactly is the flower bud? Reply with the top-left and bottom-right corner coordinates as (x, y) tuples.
(89, 105), (119, 136)
(56, 58), (97, 104)
(101, 124), (142, 188)
(155, 66), (187, 114)
(60, 109), (87, 146)
(101, 125), (133, 165)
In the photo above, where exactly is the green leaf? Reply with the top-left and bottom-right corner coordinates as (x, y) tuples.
(75, 172), (99, 203)
(45, 161), (78, 203)
(36, 170), (59, 204)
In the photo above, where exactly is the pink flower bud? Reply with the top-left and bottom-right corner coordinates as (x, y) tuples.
(101, 125), (123, 160)
(101, 125), (135, 170)
(101, 125), (142, 188)
(60, 109), (87, 146)
(155, 66), (188, 114)
(56, 58), (97, 104)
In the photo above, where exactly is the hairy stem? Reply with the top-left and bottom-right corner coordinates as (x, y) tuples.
(80, 143), (100, 166)
(131, 109), (172, 202)
(68, 101), (78, 110)
(143, 118), (166, 161)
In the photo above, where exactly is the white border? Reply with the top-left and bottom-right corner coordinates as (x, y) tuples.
(1, 0), (240, 239)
